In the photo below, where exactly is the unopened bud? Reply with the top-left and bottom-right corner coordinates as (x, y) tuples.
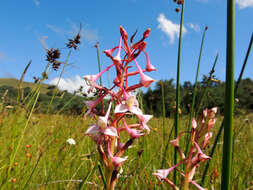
(120, 26), (128, 40)
(143, 28), (151, 39)
(175, 7), (180, 12)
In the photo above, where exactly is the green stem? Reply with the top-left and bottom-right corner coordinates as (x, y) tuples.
(161, 80), (167, 168)
(174, 2), (185, 184)
(221, 0), (235, 189)
(185, 28), (207, 154)
(196, 53), (219, 116)
(95, 42), (103, 86)
(161, 81), (166, 144)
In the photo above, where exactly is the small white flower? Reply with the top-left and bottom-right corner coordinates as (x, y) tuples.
(66, 138), (76, 145)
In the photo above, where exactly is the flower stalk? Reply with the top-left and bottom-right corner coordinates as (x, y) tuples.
(84, 27), (155, 189)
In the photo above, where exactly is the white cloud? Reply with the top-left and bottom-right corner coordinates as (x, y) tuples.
(188, 23), (200, 32)
(46, 21), (99, 43)
(157, 13), (187, 44)
(33, 0), (40, 6)
(49, 75), (89, 94)
(236, 0), (253, 9)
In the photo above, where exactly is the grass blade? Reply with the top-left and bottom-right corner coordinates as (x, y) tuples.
(185, 27), (208, 154)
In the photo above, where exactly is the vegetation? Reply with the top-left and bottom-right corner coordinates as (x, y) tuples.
(1, 77), (253, 116)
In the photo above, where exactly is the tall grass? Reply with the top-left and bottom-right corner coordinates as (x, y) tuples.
(201, 32), (253, 185)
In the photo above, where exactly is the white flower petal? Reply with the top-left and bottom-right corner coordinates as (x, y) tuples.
(114, 104), (128, 113)
(85, 125), (100, 135)
(104, 127), (118, 137)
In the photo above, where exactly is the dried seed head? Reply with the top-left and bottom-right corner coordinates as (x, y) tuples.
(46, 48), (61, 63)
(175, 7), (180, 12)
(205, 26), (209, 31)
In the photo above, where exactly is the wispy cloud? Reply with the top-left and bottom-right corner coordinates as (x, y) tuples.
(33, 0), (40, 6)
(46, 24), (64, 34)
(0, 52), (5, 60)
(157, 13), (187, 44)
(49, 75), (89, 94)
(46, 21), (99, 43)
(188, 23), (200, 32)
(236, 0), (253, 9)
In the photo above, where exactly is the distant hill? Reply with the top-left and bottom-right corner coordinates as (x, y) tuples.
(0, 78), (87, 115)
(0, 78), (53, 95)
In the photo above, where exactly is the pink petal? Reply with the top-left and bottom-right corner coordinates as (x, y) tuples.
(137, 114), (153, 123)
(103, 127), (118, 137)
(191, 118), (197, 129)
(129, 106), (143, 115)
(85, 125), (100, 135)
(143, 50), (156, 72)
(140, 72), (155, 87)
(111, 156), (128, 167)
(114, 104), (128, 113)
(153, 169), (171, 180)
(123, 119), (144, 139)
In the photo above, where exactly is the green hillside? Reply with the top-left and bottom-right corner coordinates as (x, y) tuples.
(0, 78), (51, 94)
(0, 78), (86, 114)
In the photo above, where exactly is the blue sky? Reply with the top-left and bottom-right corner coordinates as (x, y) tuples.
(0, 0), (253, 92)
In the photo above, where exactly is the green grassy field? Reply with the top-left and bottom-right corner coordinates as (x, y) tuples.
(0, 106), (252, 189)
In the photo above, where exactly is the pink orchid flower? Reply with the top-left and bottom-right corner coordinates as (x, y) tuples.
(143, 50), (156, 72)
(107, 140), (128, 167)
(202, 132), (212, 148)
(122, 118), (144, 139)
(97, 101), (113, 129)
(192, 142), (211, 164)
(85, 101), (118, 143)
(134, 60), (155, 87)
(84, 96), (104, 117)
(137, 114), (153, 134)
(114, 93), (142, 115)
(153, 159), (186, 181)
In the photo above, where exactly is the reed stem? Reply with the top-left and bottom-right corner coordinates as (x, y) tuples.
(221, 0), (235, 189)
(174, 2), (185, 184)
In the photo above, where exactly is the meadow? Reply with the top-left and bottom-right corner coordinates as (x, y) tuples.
(0, 108), (252, 189)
